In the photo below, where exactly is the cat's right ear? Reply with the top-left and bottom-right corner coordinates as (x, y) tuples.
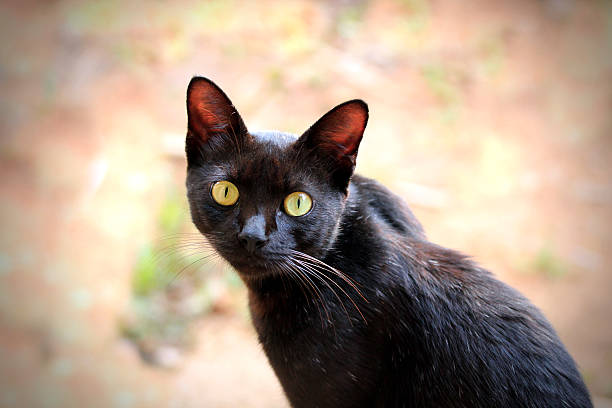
(186, 77), (248, 166)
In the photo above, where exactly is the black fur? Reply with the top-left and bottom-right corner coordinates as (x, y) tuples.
(185, 77), (592, 408)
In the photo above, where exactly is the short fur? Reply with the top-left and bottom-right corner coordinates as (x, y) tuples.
(184, 77), (592, 408)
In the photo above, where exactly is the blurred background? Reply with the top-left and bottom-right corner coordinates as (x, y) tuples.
(1, 0), (611, 406)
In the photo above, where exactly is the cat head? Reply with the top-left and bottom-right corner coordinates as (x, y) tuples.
(185, 77), (368, 279)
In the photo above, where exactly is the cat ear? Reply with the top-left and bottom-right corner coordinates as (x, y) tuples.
(295, 100), (368, 191)
(186, 77), (248, 165)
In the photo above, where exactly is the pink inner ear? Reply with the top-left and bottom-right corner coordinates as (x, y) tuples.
(318, 103), (368, 157)
(195, 101), (227, 133)
(187, 79), (234, 142)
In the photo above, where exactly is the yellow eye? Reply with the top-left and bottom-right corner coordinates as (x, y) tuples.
(211, 181), (239, 206)
(284, 192), (312, 217)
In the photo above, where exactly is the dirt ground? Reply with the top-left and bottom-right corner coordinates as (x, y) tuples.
(1, 0), (611, 407)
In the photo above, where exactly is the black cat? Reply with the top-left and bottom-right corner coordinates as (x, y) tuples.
(184, 77), (592, 408)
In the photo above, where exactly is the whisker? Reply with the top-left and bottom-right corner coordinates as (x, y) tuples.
(226, 112), (242, 160)
(154, 240), (213, 252)
(290, 250), (361, 288)
(289, 263), (332, 327)
(289, 253), (367, 323)
(167, 252), (219, 286)
(290, 250), (367, 302)
(291, 257), (357, 325)
(158, 232), (205, 239)
(152, 243), (214, 263)
(275, 262), (328, 329)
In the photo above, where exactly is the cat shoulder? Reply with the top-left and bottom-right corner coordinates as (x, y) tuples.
(349, 174), (426, 239)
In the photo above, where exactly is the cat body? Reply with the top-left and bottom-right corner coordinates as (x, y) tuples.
(184, 77), (592, 407)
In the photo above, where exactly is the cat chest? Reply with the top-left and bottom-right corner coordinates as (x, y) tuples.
(256, 317), (382, 407)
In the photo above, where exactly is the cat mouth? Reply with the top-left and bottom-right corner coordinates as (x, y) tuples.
(226, 250), (316, 281)
(226, 251), (280, 275)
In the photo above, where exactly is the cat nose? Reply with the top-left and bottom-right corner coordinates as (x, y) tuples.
(238, 214), (268, 253)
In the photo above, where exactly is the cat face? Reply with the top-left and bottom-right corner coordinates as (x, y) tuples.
(185, 77), (368, 279)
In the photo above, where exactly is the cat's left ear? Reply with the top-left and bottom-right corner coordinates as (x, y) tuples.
(295, 100), (368, 192)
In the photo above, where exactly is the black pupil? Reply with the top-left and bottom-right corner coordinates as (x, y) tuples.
(297, 197), (301, 208)
(224, 186), (228, 198)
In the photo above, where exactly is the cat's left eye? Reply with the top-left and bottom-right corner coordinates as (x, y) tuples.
(284, 192), (312, 217)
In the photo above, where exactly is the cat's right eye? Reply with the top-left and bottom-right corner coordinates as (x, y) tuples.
(211, 181), (239, 206)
